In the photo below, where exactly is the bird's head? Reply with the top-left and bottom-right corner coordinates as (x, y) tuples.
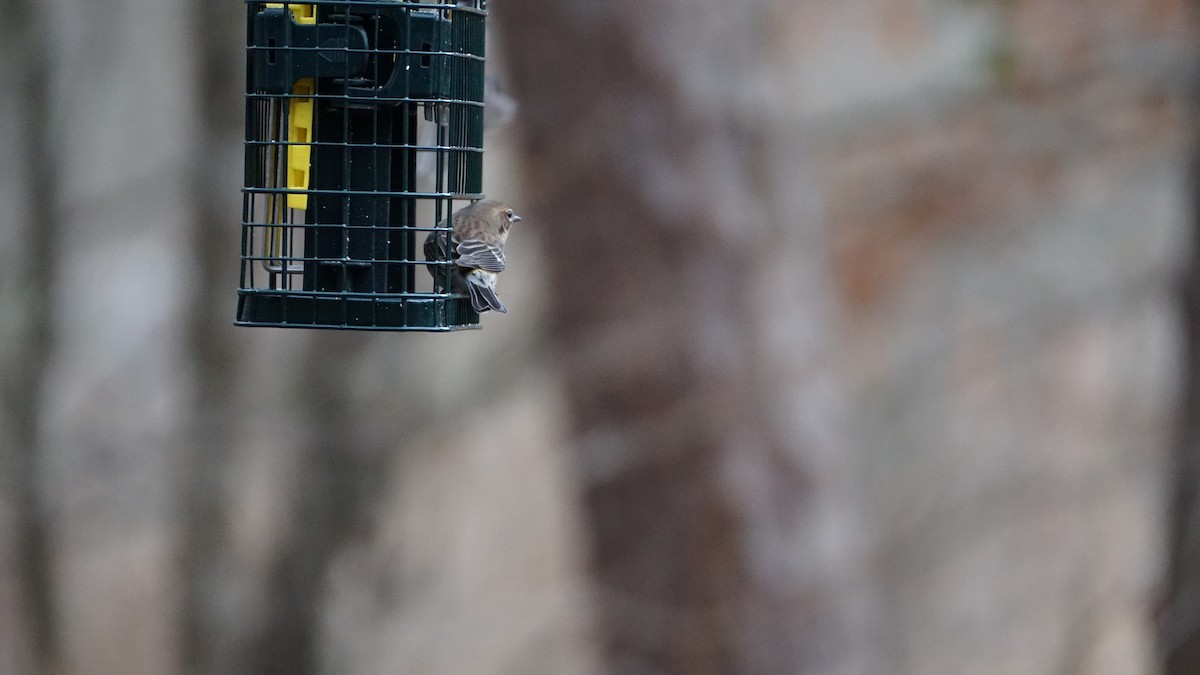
(481, 199), (522, 234)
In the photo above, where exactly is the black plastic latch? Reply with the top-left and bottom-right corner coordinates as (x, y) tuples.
(345, 10), (453, 101)
(251, 7), (370, 95)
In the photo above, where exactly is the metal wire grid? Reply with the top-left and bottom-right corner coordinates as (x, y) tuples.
(238, 0), (486, 330)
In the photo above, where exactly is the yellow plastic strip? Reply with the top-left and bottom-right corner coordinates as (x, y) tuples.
(266, 2), (315, 22)
(285, 79), (314, 210)
(268, 4), (316, 211)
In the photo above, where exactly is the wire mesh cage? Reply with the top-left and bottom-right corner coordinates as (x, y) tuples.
(238, 0), (487, 330)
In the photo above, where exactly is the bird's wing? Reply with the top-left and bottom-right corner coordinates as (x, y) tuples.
(423, 230), (448, 262)
(424, 230), (454, 291)
(455, 239), (506, 272)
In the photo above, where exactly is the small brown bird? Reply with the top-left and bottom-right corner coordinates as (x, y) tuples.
(424, 199), (521, 313)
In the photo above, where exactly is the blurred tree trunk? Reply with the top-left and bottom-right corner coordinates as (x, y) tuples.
(179, 5), (396, 675)
(177, 1), (248, 672)
(0, 0), (58, 672)
(495, 2), (879, 673)
(1160, 114), (1200, 673)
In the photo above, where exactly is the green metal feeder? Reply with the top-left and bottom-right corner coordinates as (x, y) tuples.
(238, 0), (487, 330)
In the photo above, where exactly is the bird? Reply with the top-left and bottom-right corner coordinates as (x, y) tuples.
(424, 199), (522, 314)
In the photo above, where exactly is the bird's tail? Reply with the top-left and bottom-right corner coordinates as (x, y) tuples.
(466, 276), (507, 314)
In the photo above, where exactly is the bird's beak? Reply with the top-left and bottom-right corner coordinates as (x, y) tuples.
(512, 214), (522, 223)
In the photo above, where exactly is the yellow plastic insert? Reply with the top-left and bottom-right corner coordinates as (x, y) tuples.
(268, 3), (316, 210)
(266, 2), (315, 22)
(285, 79), (314, 210)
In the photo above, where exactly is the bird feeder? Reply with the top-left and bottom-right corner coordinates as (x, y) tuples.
(238, 0), (487, 330)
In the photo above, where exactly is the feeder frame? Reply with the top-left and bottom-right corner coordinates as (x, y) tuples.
(238, 0), (488, 331)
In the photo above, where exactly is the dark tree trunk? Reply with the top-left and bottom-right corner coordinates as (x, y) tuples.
(494, 2), (877, 672)
(1160, 90), (1200, 673)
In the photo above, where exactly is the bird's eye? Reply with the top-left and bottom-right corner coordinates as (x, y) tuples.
(505, 209), (514, 219)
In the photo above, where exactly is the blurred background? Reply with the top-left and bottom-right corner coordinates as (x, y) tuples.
(1, 1), (1199, 674)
